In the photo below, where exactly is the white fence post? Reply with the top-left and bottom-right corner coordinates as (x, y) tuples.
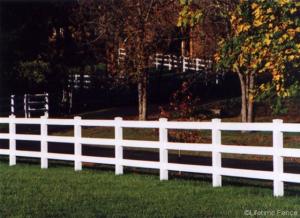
(40, 115), (48, 168)
(24, 94), (28, 118)
(168, 55), (172, 70)
(212, 118), (222, 187)
(28, 95), (31, 118)
(10, 95), (15, 115)
(159, 118), (168, 180)
(118, 48), (120, 65)
(183, 57), (187, 72)
(74, 116), (82, 171)
(115, 117), (123, 175)
(9, 115), (16, 166)
(273, 119), (284, 197)
(44, 93), (49, 117)
(155, 53), (159, 69)
(196, 58), (199, 71)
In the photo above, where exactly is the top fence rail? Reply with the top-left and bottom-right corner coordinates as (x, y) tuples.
(2, 117), (300, 132)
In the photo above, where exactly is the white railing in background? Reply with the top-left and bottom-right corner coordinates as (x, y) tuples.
(68, 74), (91, 90)
(9, 93), (49, 118)
(118, 48), (213, 72)
(24, 93), (49, 118)
(154, 54), (213, 72)
(1, 115), (300, 196)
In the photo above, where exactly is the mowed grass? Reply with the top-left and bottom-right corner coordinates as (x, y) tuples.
(1, 161), (300, 218)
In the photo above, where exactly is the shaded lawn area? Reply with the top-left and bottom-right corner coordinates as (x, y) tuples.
(1, 162), (300, 218)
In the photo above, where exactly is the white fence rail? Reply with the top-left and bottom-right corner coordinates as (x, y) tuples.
(1, 115), (300, 196)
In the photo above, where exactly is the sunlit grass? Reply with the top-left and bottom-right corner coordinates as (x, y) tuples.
(1, 161), (300, 217)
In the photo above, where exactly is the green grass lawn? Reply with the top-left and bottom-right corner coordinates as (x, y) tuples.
(1, 161), (300, 218)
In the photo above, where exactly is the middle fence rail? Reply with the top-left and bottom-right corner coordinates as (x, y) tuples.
(0, 115), (300, 196)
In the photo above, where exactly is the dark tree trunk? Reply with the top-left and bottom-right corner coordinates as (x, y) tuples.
(247, 74), (255, 123)
(138, 74), (147, 120)
(238, 72), (247, 123)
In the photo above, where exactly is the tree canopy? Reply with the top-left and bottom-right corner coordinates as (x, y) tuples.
(215, 0), (300, 121)
(216, 0), (300, 95)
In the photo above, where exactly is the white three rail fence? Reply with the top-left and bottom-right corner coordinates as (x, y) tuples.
(0, 115), (300, 197)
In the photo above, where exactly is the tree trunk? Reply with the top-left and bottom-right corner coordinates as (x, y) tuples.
(142, 75), (147, 120)
(138, 81), (142, 119)
(181, 28), (186, 56)
(238, 71), (255, 123)
(138, 74), (147, 120)
(181, 39), (186, 56)
(247, 74), (255, 122)
(238, 72), (247, 122)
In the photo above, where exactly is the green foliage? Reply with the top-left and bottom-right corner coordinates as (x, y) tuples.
(215, 0), (300, 97)
(214, 0), (300, 117)
(272, 98), (288, 115)
(257, 81), (300, 115)
(177, 0), (203, 28)
(15, 59), (50, 84)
